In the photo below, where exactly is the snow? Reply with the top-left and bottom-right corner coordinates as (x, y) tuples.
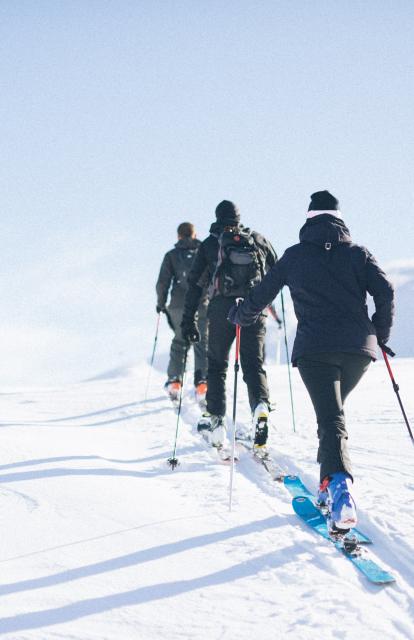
(0, 355), (413, 639)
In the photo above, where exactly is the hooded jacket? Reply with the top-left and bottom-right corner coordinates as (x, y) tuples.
(182, 222), (277, 321)
(156, 237), (207, 310)
(233, 214), (394, 363)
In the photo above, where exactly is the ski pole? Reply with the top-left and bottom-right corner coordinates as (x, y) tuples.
(379, 343), (414, 445)
(168, 346), (189, 469)
(280, 288), (296, 433)
(229, 321), (241, 511)
(144, 312), (161, 401)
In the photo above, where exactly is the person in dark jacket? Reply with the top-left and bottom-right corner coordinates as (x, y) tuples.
(228, 190), (394, 532)
(156, 222), (208, 403)
(181, 200), (277, 448)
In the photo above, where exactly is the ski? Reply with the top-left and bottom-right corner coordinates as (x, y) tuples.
(292, 496), (395, 585)
(284, 475), (371, 545)
(237, 441), (371, 545)
(236, 439), (285, 479)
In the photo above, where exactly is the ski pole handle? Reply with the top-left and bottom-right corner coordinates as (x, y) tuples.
(378, 342), (396, 358)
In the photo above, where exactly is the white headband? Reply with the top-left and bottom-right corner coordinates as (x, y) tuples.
(307, 209), (342, 219)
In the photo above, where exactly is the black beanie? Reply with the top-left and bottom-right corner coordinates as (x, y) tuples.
(308, 190), (340, 212)
(215, 200), (240, 225)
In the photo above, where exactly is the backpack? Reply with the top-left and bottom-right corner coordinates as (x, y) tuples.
(211, 228), (265, 297)
(174, 247), (198, 291)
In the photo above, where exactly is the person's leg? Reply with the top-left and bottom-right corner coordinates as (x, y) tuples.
(193, 304), (209, 385)
(166, 307), (187, 382)
(206, 298), (235, 417)
(297, 353), (351, 482)
(239, 314), (269, 412)
(238, 315), (270, 445)
(340, 353), (371, 404)
(298, 352), (370, 529)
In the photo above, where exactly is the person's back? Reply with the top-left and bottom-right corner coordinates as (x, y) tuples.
(229, 190), (394, 533)
(156, 222), (208, 404)
(182, 202), (275, 327)
(282, 212), (392, 363)
(181, 200), (277, 448)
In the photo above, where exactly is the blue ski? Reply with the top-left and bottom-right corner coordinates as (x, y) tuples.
(284, 475), (371, 544)
(292, 496), (395, 585)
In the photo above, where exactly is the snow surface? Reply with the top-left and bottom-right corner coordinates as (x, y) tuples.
(0, 355), (413, 639)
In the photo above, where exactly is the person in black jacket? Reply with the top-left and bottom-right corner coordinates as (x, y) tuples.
(228, 191), (394, 532)
(181, 200), (277, 448)
(156, 222), (208, 403)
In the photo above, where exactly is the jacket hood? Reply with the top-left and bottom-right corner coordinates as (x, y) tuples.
(299, 214), (352, 248)
(174, 237), (201, 249)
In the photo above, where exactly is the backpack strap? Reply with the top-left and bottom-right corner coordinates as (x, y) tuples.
(207, 229), (226, 299)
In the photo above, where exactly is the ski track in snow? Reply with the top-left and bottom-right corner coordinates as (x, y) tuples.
(0, 359), (413, 639)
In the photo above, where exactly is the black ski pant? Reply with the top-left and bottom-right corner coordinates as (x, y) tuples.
(206, 296), (269, 417)
(297, 352), (371, 482)
(167, 304), (208, 385)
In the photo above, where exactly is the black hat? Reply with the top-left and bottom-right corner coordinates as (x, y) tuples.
(215, 200), (240, 225)
(308, 190), (340, 211)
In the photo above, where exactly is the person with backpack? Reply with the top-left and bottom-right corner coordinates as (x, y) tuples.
(228, 190), (394, 533)
(156, 222), (208, 404)
(181, 200), (277, 448)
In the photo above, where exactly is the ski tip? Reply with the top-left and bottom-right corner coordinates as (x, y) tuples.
(284, 474), (299, 482)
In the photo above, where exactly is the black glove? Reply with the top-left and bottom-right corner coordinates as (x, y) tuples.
(181, 319), (200, 344)
(227, 303), (239, 325)
(375, 326), (390, 345)
(156, 304), (166, 314)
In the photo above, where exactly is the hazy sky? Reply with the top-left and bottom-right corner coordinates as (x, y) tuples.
(1, 1), (413, 385)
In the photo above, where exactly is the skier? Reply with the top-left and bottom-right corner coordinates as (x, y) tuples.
(156, 222), (208, 404)
(181, 200), (277, 448)
(228, 191), (394, 532)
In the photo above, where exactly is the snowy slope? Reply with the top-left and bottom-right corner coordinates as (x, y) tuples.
(0, 357), (413, 639)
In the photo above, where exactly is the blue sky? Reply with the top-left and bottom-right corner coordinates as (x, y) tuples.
(0, 1), (413, 384)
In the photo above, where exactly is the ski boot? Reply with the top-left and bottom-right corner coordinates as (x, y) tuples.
(326, 472), (357, 533)
(197, 412), (212, 434)
(252, 402), (269, 449)
(316, 477), (329, 515)
(195, 380), (207, 407)
(165, 378), (181, 403)
(197, 413), (226, 448)
(208, 415), (226, 448)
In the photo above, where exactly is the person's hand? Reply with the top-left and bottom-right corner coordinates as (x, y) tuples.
(375, 328), (390, 345)
(156, 304), (166, 314)
(181, 319), (200, 344)
(227, 304), (239, 325)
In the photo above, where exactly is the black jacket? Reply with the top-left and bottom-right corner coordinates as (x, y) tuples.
(234, 215), (394, 363)
(156, 238), (207, 310)
(183, 222), (277, 320)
